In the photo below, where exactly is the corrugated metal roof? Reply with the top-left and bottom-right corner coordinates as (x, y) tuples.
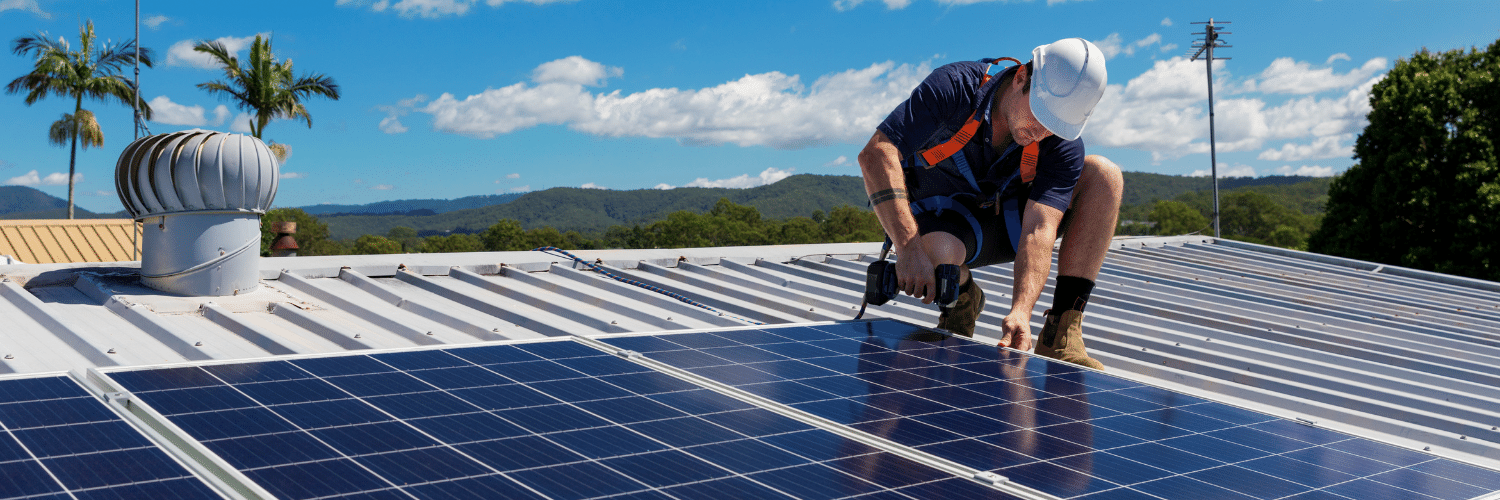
(2, 236), (1499, 474)
(0, 219), (141, 264)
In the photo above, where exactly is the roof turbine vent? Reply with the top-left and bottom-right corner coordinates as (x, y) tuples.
(115, 129), (278, 296)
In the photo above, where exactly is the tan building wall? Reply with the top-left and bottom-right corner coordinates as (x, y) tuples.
(0, 219), (142, 264)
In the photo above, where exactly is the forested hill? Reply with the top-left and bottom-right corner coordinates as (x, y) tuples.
(296, 192), (526, 216)
(321, 174), (870, 240)
(1120, 172), (1324, 207)
(0, 186), (109, 219)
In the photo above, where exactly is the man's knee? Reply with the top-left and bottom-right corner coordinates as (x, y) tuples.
(1081, 155), (1124, 205)
(921, 231), (967, 264)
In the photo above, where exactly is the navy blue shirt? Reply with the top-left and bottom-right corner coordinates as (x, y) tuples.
(877, 60), (1085, 213)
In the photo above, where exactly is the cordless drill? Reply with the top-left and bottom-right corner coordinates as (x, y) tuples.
(862, 261), (962, 308)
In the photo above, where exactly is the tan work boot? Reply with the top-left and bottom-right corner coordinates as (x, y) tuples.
(936, 281), (985, 337)
(1034, 309), (1105, 370)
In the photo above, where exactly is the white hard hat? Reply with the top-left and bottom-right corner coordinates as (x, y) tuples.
(1030, 38), (1108, 141)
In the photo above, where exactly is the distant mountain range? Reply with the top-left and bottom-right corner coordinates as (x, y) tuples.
(0, 186), (112, 219)
(295, 193), (527, 216)
(3, 173), (1333, 239)
(320, 174), (872, 240)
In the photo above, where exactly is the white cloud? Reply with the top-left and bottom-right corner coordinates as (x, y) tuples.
(339, 0), (575, 18)
(1247, 56), (1386, 95)
(1189, 164), (1255, 178)
(1095, 33), (1163, 59)
(142, 15), (169, 29)
(229, 113), (254, 133)
(378, 116), (408, 134)
(1161, 17), (1172, 27)
(280, 172), (306, 179)
(147, 96), (231, 127)
(506, 173), (520, 179)
(832, 0), (908, 11)
(682, 167), (795, 189)
(371, 184), (394, 190)
(1085, 56), (1382, 162)
(510, 185), (529, 192)
(1160, 43), (1178, 53)
(653, 183), (673, 190)
(377, 94), (427, 135)
(1326, 53), (1351, 65)
(4, 170), (78, 186)
(1257, 135), (1353, 162)
(1271, 165), (1337, 177)
(580, 182), (605, 189)
(411, 56), (929, 148)
(166, 34), (260, 69)
(0, 0), (50, 18)
(824, 155), (850, 167)
(532, 56), (622, 86)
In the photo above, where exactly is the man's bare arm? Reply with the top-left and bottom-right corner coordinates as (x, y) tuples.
(858, 130), (937, 301)
(998, 200), (1064, 349)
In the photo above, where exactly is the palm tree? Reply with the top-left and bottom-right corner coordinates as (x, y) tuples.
(193, 35), (340, 161)
(7, 21), (154, 219)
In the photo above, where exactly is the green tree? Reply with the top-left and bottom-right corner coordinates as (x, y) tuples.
(193, 35), (340, 161)
(1309, 40), (1500, 279)
(6, 21), (154, 219)
(1148, 200), (1209, 236)
(481, 219), (527, 251)
(260, 208), (345, 256)
(352, 235), (402, 254)
(418, 233), (483, 253)
(387, 226), (420, 252)
(820, 205), (883, 243)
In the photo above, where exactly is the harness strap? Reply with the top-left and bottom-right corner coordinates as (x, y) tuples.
(918, 57), (1021, 167)
(910, 195), (984, 266)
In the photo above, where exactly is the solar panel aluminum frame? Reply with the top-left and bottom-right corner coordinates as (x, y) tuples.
(0, 370), (232, 499)
(77, 367), (274, 500)
(579, 320), (1060, 500)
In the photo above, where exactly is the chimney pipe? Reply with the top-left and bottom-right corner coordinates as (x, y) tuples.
(115, 130), (278, 296)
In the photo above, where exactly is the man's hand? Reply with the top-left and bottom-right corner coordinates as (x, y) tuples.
(895, 240), (938, 303)
(998, 311), (1033, 351)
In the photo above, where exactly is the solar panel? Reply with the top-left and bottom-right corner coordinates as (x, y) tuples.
(102, 338), (1028, 499)
(0, 374), (220, 500)
(596, 320), (1500, 499)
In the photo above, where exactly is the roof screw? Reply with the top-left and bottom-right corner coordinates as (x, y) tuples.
(1491, 426), (1496, 431)
(1175, 342), (1181, 346)
(666, 317), (673, 321)
(1461, 435), (1468, 440)
(194, 342), (203, 347)
(106, 348), (117, 354)
(493, 328), (501, 332)
(1141, 347), (1148, 351)
(809, 307), (815, 312)
(1424, 446), (1432, 451)
(354, 334), (362, 339)
(425, 331), (434, 336)
(3, 355), (11, 360)
(611, 320), (618, 325)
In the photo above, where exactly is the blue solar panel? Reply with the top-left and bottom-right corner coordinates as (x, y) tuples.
(107, 339), (1026, 499)
(0, 375), (219, 500)
(597, 319), (1500, 499)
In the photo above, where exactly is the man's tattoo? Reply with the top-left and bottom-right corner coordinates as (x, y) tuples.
(869, 188), (909, 205)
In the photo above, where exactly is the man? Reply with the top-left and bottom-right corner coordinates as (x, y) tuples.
(857, 38), (1122, 369)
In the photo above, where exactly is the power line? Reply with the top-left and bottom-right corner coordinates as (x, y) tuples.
(1191, 18), (1231, 238)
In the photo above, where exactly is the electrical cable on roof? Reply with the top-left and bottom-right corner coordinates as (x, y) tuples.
(533, 247), (764, 325)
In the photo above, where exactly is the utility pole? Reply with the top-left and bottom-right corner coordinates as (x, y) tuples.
(1191, 19), (1230, 238)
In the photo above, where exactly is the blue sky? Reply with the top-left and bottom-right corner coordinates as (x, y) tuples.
(2, 0), (1497, 214)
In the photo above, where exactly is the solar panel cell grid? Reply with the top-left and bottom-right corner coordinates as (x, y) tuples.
(0, 375), (219, 500)
(108, 338), (1014, 499)
(596, 320), (1500, 500)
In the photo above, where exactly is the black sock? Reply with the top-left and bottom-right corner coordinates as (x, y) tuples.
(1052, 276), (1095, 315)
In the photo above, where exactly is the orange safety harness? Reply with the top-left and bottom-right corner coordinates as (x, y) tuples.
(916, 57), (1040, 184)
